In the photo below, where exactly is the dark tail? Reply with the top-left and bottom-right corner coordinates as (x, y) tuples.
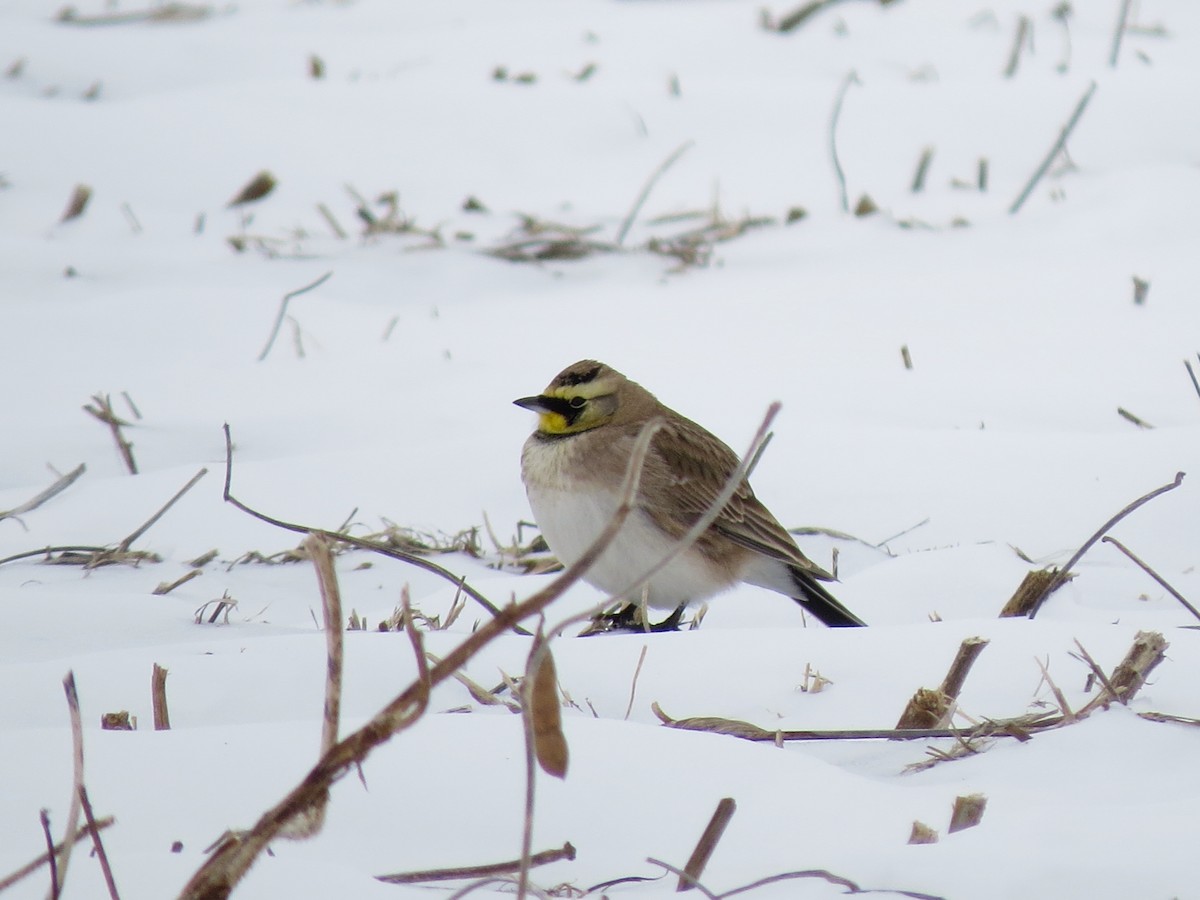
(789, 568), (866, 627)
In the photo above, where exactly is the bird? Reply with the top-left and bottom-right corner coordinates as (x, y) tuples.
(514, 360), (866, 631)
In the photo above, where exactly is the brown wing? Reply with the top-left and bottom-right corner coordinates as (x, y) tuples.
(632, 413), (834, 581)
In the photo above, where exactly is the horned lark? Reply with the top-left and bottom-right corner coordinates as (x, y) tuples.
(515, 360), (866, 630)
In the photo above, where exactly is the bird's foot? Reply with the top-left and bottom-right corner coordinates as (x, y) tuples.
(578, 602), (686, 636)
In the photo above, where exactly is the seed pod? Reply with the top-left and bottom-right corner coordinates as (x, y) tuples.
(529, 647), (568, 779)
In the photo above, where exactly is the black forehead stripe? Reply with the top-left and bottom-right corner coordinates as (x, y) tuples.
(557, 364), (602, 387)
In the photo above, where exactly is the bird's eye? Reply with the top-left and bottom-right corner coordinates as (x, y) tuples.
(569, 396), (586, 409)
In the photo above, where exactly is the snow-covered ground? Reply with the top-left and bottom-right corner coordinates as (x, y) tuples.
(2, 1), (1198, 897)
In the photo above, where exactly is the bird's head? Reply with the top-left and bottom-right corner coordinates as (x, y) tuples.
(514, 360), (631, 436)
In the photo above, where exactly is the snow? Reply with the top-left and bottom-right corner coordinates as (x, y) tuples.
(2, 0), (1199, 898)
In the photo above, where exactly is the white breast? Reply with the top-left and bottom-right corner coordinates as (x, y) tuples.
(522, 436), (734, 609)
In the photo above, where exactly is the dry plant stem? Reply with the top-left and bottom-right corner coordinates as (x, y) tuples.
(624, 644), (649, 721)
(0, 464), (86, 523)
(0, 817), (114, 892)
(375, 843), (575, 884)
(54, 673), (85, 900)
(910, 147), (934, 193)
(652, 702), (1065, 743)
(220, 424), (530, 635)
(78, 786), (120, 900)
(177, 420), (663, 900)
(305, 534), (343, 755)
(152, 664), (171, 731)
(939, 637), (990, 699)
(1009, 81), (1097, 214)
(896, 637), (988, 730)
(1070, 640), (1120, 703)
(1028, 471), (1185, 618)
(153, 569), (202, 595)
(1035, 656), (1075, 721)
(1102, 535), (1200, 622)
(948, 794), (987, 833)
(615, 140), (694, 246)
(829, 70), (859, 213)
(647, 858), (718, 900)
(257, 271), (332, 362)
(677, 798), (736, 893)
(1110, 0), (1133, 67)
(1078, 630), (1168, 714)
(1003, 15), (1030, 77)
(83, 395), (137, 475)
(1117, 406), (1152, 428)
(118, 468), (208, 554)
(1184, 358), (1200, 404)
(39, 812), (58, 900)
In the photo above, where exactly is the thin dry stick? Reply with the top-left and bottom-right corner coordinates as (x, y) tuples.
(54, 673), (85, 899)
(153, 569), (202, 595)
(517, 629), (554, 900)
(624, 645), (649, 721)
(1028, 471), (1185, 618)
(910, 147), (934, 193)
(39, 811), (58, 900)
(78, 786), (120, 900)
(1109, 0), (1133, 67)
(152, 664), (170, 731)
(1183, 358), (1200, 404)
(116, 468), (208, 554)
(717, 869), (870, 899)
(257, 271), (333, 362)
(1009, 81), (1097, 214)
(1117, 406), (1153, 428)
(0, 817), (114, 892)
(375, 843), (576, 884)
(615, 141), (694, 247)
(0, 464), (86, 523)
(83, 395), (137, 475)
(678, 798), (737, 893)
(646, 858), (719, 900)
(1069, 640), (1121, 703)
(652, 702), (1065, 743)
(1102, 535), (1200, 622)
(829, 70), (860, 213)
(1034, 656), (1075, 722)
(305, 534), (343, 755)
(177, 419), (664, 900)
(1003, 15), (1031, 77)
(220, 424), (529, 635)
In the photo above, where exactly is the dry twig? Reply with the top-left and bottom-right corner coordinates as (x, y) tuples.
(78, 786), (120, 900)
(1101, 535), (1200, 622)
(1009, 81), (1097, 214)
(220, 424), (528, 634)
(83, 395), (137, 475)
(178, 418), (666, 899)
(258, 271), (332, 362)
(678, 798), (737, 892)
(55, 673), (86, 897)
(152, 664), (170, 731)
(375, 843), (576, 884)
(0, 464), (86, 525)
(1026, 471), (1185, 618)
(0, 817), (115, 892)
(615, 141), (693, 247)
(829, 71), (860, 213)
